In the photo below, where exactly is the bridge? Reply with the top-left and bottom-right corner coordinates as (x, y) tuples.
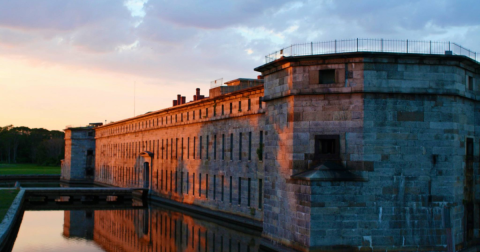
(23, 187), (149, 203)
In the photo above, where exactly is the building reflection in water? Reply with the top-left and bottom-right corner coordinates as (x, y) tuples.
(62, 205), (260, 252)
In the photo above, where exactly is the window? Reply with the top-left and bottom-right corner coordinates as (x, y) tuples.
(193, 137), (196, 159)
(222, 134), (225, 160)
(239, 133), (242, 160)
(247, 178), (251, 206)
(221, 176), (224, 201)
(176, 114), (177, 122)
(87, 131), (94, 137)
(187, 112), (189, 121)
(229, 176), (232, 203)
(206, 108), (209, 118)
(248, 132), (252, 160)
(199, 136), (202, 159)
(248, 99), (251, 111)
(213, 175), (216, 200)
(258, 179), (262, 209)
(214, 135), (217, 160)
(238, 177), (242, 204)
(193, 111), (195, 120)
(259, 97), (263, 109)
(319, 69), (336, 84)
(187, 137), (190, 159)
(206, 135), (209, 159)
(214, 106), (216, 116)
(230, 133), (233, 160)
(314, 135), (340, 160)
(161, 169), (164, 190)
(467, 75), (474, 91)
(230, 103), (233, 114)
(259, 131), (264, 161)
(206, 174), (209, 199)
(238, 101), (242, 112)
(466, 137), (474, 160)
(166, 140), (168, 160)
(186, 172), (189, 194)
(199, 173), (202, 196)
(222, 105), (224, 115)
(199, 109), (202, 118)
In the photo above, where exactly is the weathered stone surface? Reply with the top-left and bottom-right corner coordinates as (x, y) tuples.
(64, 53), (480, 252)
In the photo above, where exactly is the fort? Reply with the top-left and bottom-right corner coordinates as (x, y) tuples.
(62, 39), (480, 251)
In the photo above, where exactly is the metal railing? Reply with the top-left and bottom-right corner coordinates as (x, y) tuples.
(210, 78), (224, 89)
(264, 39), (478, 64)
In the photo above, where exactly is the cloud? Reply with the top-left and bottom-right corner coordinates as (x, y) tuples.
(0, 0), (132, 31)
(144, 0), (298, 29)
(0, 0), (479, 130)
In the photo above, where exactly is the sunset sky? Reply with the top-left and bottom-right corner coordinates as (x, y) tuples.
(0, 0), (479, 131)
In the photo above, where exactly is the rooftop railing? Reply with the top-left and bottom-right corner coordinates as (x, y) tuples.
(264, 39), (478, 64)
(210, 78), (224, 89)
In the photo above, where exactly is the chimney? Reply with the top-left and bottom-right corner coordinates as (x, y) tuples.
(194, 88), (201, 101)
(182, 96), (186, 104)
(173, 100), (177, 106)
(177, 94), (181, 105)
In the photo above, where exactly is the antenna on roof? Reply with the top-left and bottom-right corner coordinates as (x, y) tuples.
(134, 81), (136, 117)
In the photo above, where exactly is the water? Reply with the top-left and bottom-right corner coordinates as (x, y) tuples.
(10, 202), (261, 252)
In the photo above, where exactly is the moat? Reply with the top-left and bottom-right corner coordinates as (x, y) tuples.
(9, 201), (261, 252)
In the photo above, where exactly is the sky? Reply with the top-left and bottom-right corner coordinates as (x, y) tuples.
(0, 0), (479, 131)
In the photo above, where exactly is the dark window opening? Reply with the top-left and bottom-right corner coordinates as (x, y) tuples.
(238, 101), (242, 112)
(221, 105), (224, 115)
(248, 99), (251, 111)
(230, 103), (233, 114)
(238, 177), (242, 204)
(206, 135), (209, 159)
(247, 178), (251, 206)
(466, 137), (474, 160)
(319, 69), (336, 84)
(258, 179), (262, 209)
(229, 176), (232, 203)
(467, 75), (474, 91)
(314, 135), (340, 160)
(239, 133), (242, 160)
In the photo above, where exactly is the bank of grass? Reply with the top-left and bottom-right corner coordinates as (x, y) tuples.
(0, 189), (19, 221)
(0, 163), (60, 175)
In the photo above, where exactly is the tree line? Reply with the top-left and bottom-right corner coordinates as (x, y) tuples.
(0, 125), (64, 166)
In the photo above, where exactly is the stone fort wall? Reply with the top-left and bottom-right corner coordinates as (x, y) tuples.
(64, 52), (480, 251)
(94, 85), (266, 221)
(254, 53), (480, 250)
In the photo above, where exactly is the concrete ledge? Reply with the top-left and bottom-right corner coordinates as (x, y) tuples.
(0, 175), (60, 181)
(0, 189), (25, 251)
(149, 194), (262, 232)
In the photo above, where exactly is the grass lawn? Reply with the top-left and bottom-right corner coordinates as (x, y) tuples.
(0, 163), (60, 175)
(0, 189), (19, 221)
